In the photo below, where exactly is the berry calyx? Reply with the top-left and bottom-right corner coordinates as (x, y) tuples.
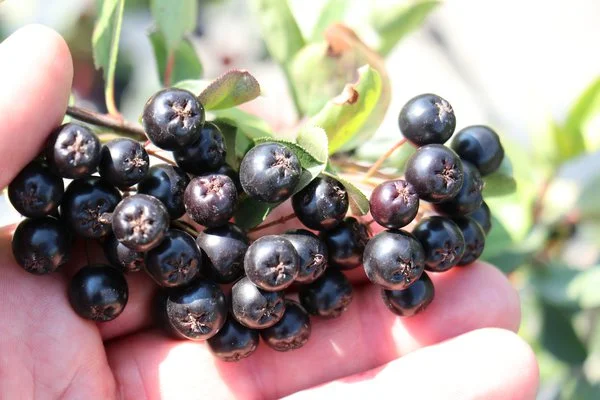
(244, 235), (299, 291)
(282, 229), (328, 283)
(451, 125), (504, 176)
(369, 179), (419, 229)
(8, 161), (64, 218)
(45, 123), (101, 179)
(398, 93), (456, 146)
(292, 175), (349, 231)
(231, 276), (286, 329)
(381, 271), (434, 317)
(184, 174), (238, 228)
(412, 216), (465, 272)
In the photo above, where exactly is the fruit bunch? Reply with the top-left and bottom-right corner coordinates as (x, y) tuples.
(8, 88), (503, 362)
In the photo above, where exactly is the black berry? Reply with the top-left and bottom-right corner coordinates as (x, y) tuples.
(369, 179), (419, 229)
(137, 164), (190, 219)
(68, 264), (128, 322)
(381, 271), (434, 317)
(103, 233), (145, 273)
(99, 138), (149, 189)
(451, 125), (504, 176)
(45, 123), (101, 179)
(398, 93), (456, 146)
(174, 122), (227, 175)
(412, 216), (465, 272)
(468, 201), (492, 235)
(142, 88), (205, 151)
(298, 268), (353, 318)
(244, 235), (299, 291)
(260, 300), (311, 352)
(184, 174), (237, 228)
(61, 177), (122, 238)
(281, 229), (328, 283)
(112, 194), (170, 251)
(205, 164), (242, 193)
(8, 161), (64, 218)
(405, 144), (464, 203)
(320, 217), (369, 270)
(453, 216), (486, 265)
(196, 223), (248, 284)
(11, 217), (71, 274)
(144, 229), (202, 288)
(292, 176), (349, 231)
(363, 230), (425, 290)
(231, 276), (285, 329)
(207, 317), (259, 362)
(433, 161), (483, 216)
(239, 142), (301, 203)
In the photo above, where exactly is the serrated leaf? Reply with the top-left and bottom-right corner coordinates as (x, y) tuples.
(372, 1), (440, 56)
(173, 79), (211, 94)
(149, 31), (203, 86)
(323, 171), (369, 215)
(198, 70), (260, 110)
(150, 0), (197, 52)
(482, 156), (517, 197)
(310, 0), (349, 41)
(294, 126), (329, 164)
(565, 77), (600, 153)
(311, 65), (382, 154)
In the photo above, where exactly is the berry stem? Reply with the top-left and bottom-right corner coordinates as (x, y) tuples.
(66, 106), (146, 141)
(248, 213), (297, 234)
(146, 148), (176, 165)
(172, 220), (199, 237)
(362, 138), (408, 182)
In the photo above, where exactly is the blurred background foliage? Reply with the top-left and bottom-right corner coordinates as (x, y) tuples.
(1, 0), (600, 398)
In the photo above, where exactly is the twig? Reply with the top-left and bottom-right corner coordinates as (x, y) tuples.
(363, 138), (408, 181)
(146, 148), (176, 165)
(248, 213), (297, 234)
(172, 221), (200, 237)
(66, 106), (146, 140)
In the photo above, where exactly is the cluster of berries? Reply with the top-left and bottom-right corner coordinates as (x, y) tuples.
(7, 88), (502, 362)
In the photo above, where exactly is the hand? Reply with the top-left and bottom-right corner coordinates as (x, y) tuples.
(0, 25), (539, 399)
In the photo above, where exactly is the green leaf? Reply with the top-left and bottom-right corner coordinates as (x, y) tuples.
(211, 108), (274, 140)
(565, 77), (600, 153)
(482, 156), (517, 197)
(198, 70), (261, 110)
(534, 265), (600, 310)
(541, 303), (587, 364)
(576, 174), (600, 220)
(323, 171), (369, 215)
(371, 1), (440, 56)
(149, 31), (203, 86)
(310, 0), (349, 41)
(294, 126), (329, 164)
(150, 0), (197, 52)
(212, 121), (239, 169)
(234, 197), (277, 230)
(173, 79), (211, 94)
(311, 65), (382, 154)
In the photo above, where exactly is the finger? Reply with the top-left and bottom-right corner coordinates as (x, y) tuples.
(0, 24), (73, 188)
(286, 328), (539, 400)
(106, 262), (520, 399)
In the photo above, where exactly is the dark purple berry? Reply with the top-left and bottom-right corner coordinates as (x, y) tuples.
(298, 268), (353, 318)
(196, 223), (248, 284)
(405, 144), (464, 203)
(205, 164), (242, 193)
(282, 229), (328, 283)
(381, 271), (434, 317)
(103, 233), (144, 273)
(68, 264), (128, 322)
(8, 161), (64, 218)
(244, 235), (299, 291)
(184, 174), (237, 228)
(231, 276), (285, 329)
(11, 217), (71, 274)
(112, 194), (170, 252)
(398, 93), (456, 146)
(468, 201), (492, 235)
(207, 317), (259, 362)
(412, 216), (465, 272)
(433, 161), (483, 216)
(138, 164), (190, 219)
(292, 176), (349, 231)
(363, 230), (425, 290)
(174, 122), (227, 175)
(319, 217), (369, 270)
(260, 300), (311, 352)
(453, 216), (486, 265)
(451, 125), (504, 176)
(369, 179), (419, 229)
(45, 123), (101, 179)
(99, 138), (149, 189)
(142, 88), (205, 151)
(239, 142), (301, 203)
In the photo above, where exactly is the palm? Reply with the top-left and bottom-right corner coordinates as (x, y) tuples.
(0, 26), (539, 399)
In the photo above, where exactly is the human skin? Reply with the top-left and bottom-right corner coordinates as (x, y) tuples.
(0, 25), (539, 399)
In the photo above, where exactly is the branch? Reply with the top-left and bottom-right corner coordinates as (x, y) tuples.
(66, 106), (146, 141)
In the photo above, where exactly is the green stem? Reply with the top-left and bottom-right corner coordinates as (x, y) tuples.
(105, 0), (125, 116)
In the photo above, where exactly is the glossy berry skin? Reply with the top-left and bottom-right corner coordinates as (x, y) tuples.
(231, 277), (285, 329)
(381, 271), (434, 317)
(184, 174), (237, 228)
(112, 194), (170, 252)
(299, 268), (353, 318)
(68, 264), (128, 322)
(398, 93), (456, 146)
(451, 125), (504, 176)
(142, 88), (205, 151)
(453, 216), (486, 265)
(260, 300), (311, 352)
(369, 179), (419, 229)
(144, 229), (202, 287)
(433, 161), (483, 216)
(196, 223), (248, 284)
(8, 161), (64, 218)
(405, 144), (464, 203)
(412, 216), (465, 272)
(137, 164), (190, 219)
(244, 235), (299, 291)
(45, 123), (101, 179)
(62, 177), (122, 238)
(292, 176), (349, 231)
(12, 217), (71, 275)
(203, 164), (242, 193)
(363, 230), (425, 290)
(468, 201), (492, 235)
(208, 317), (259, 362)
(158, 280), (227, 340)
(320, 217), (369, 270)
(282, 229), (328, 283)
(103, 233), (144, 273)
(239, 142), (301, 203)
(99, 138), (149, 189)
(174, 122), (227, 175)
